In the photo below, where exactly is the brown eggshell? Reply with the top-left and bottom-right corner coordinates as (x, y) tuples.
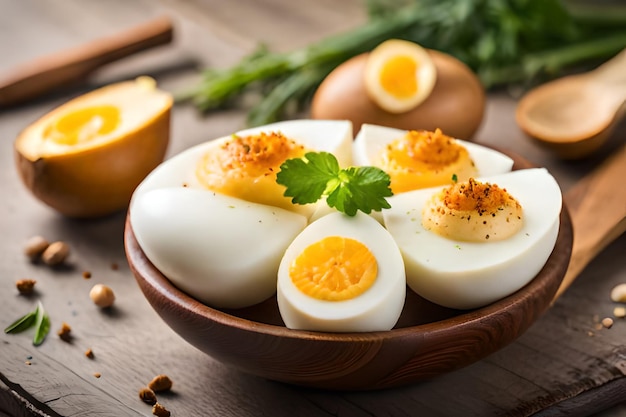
(310, 50), (486, 140)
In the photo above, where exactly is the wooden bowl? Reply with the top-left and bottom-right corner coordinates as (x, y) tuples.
(124, 151), (573, 390)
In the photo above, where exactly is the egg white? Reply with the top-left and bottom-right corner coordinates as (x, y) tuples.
(382, 168), (562, 309)
(277, 212), (406, 332)
(130, 187), (307, 309)
(353, 124), (514, 179)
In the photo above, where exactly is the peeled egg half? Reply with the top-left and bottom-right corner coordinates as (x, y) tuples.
(130, 187), (307, 309)
(364, 39), (437, 114)
(382, 168), (562, 309)
(277, 212), (406, 332)
(129, 119), (352, 308)
(354, 124), (514, 193)
(197, 119), (352, 217)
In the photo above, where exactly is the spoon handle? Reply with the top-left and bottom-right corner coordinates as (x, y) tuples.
(555, 144), (626, 299)
(595, 48), (626, 86)
(0, 16), (173, 107)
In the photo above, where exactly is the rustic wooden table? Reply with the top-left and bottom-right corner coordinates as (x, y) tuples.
(1, 1), (625, 416)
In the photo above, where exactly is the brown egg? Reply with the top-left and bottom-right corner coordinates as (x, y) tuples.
(310, 50), (485, 140)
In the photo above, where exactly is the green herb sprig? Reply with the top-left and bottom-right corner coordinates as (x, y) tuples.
(180, 0), (626, 126)
(276, 152), (393, 216)
(4, 301), (51, 346)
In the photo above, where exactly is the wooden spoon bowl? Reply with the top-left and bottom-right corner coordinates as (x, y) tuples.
(124, 152), (573, 390)
(516, 49), (626, 159)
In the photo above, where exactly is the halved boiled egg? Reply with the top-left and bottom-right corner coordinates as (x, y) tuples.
(196, 119), (352, 217)
(353, 124), (514, 193)
(364, 39), (437, 114)
(15, 77), (172, 218)
(277, 212), (406, 332)
(130, 188), (307, 309)
(129, 119), (353, 308)
(382, 168), (562, 309)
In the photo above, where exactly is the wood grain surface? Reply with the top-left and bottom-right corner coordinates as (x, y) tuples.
(1, 0), (625, 416)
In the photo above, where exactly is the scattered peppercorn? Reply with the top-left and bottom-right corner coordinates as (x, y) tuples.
(42, 241), (70, 266)
(602, 317), (614, 329)
(614, 307), (626, 318)
(16, 279), (36, 295)
(111, 263), (119, 271)
(152, 403), (170, 417)
(139, 387), (158, 405)
(82, 271), (92, 279)
(25, 361), (32, 366)
(93, 372), (101, 378)
(24, 236), (49, 260)
(89, 284), (115, 308)
(85, 348), (95, 359)
(57, 322), (72, 342)
(148, 374), (173, 392)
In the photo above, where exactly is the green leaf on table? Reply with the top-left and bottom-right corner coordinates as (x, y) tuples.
(4, 301), (51, 346)
(33, 301), (50, 346)
(4, 310), (37, 334)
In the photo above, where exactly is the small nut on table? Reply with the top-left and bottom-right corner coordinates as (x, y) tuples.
(139, 387), (157, 405)
(610, 283), (626, 303)
(24, 236), (49, 259)
(148, 374), (173, 392)
(89, 284), (115, 308)
(42, 241), (70, 266)
(16, 279), (36, 295)
(57, 322), (72, 342)
(152, 403), (170, 417)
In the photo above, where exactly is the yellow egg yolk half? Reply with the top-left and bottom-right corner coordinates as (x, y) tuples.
(378, 128), (477, 193)
(422, 178), (523, 242)
(290, 236), (378, 301)
(196, 131), (307, 211)
(380, 55), (419, 99)
(43, 105), (121, 146)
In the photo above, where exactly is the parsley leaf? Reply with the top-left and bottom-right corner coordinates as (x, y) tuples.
(276, 152), (392, 216)
(4, 301), (51, 346)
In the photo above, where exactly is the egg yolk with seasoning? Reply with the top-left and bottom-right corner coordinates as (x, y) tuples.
(379, 128), (477, 193)
(196, 131), (307, 211)
(289, 236), (378, 301)
(43, 105), (121, 146)
(422, 178), (523, 242)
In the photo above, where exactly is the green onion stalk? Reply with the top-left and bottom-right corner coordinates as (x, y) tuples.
(177, 0), (626, 126)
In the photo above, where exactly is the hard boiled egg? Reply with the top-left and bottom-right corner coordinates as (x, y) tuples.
(129, 119), (352, 309)
(130, 188), (307, 309)
(354, 124), (514, 193)
(196, 119), (352, 217)
(277, 212), (406, 332)
(363, 39), (437, 114)
(382, 168), (562, 309)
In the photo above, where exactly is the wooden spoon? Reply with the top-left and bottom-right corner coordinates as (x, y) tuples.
(516, 49), (626, 159)
(554, 143), (626, 299)
(0, 16), (173, 107)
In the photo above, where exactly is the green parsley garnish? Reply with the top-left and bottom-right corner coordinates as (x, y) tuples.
(451, 173), (458, 183)
(4, 301), (50, 346)
(276, 152), (393, 216)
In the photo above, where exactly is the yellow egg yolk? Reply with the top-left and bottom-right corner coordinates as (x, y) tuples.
(289, 236), (378, 301)
(380, 55), (419, 99)
(43, 105), (121, 146)
(378, 128), (477, 193)
(422, 178), (523, 242)
(196, 131), (307, 211)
